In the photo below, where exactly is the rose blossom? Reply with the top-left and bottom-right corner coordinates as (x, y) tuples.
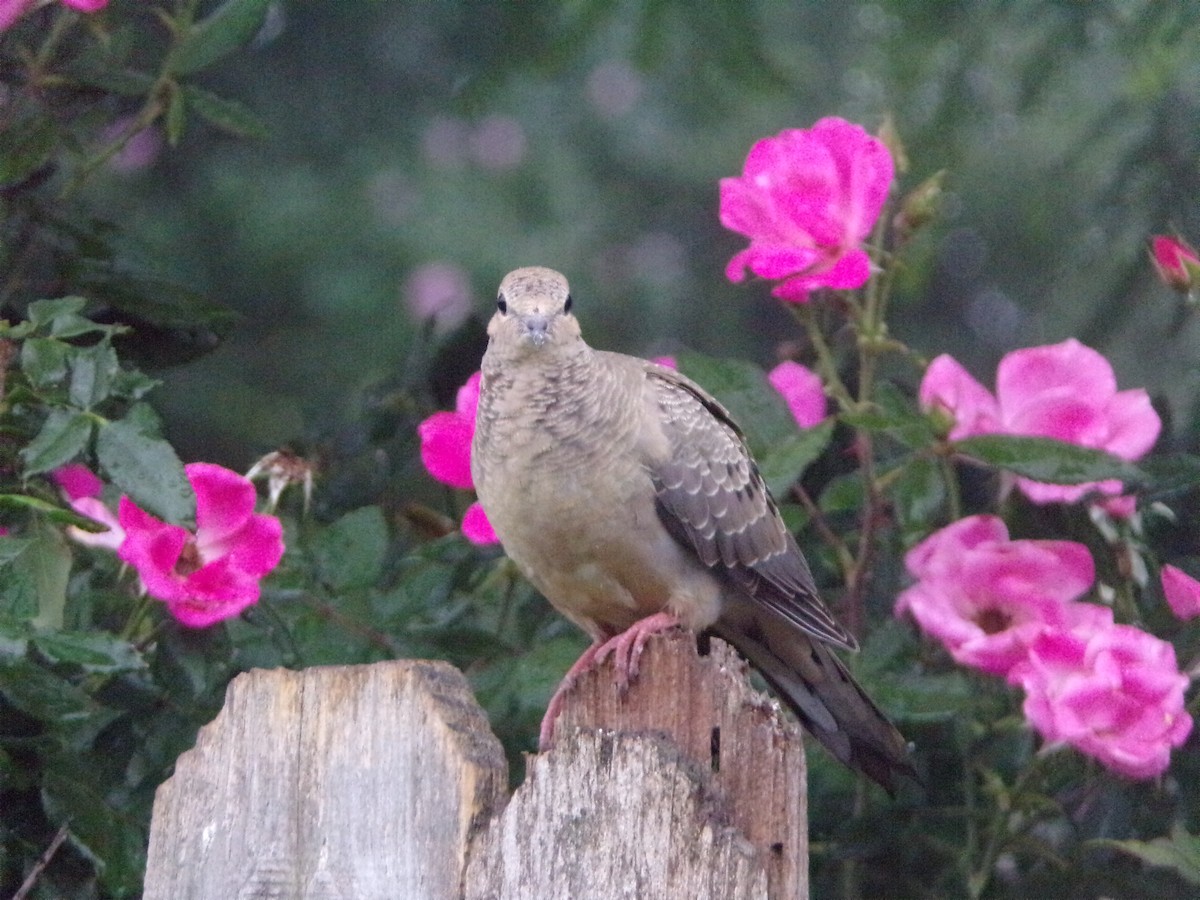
(895, 515), (1097, 676)
(1009, 622), (1193, 779)
(417, 372), (498, 545)
(720, 117), (894, 302)
(118, 463), (285, 628)
(767, 361), (827, 428)
(52, 463), (124, 551)
(919, 339), (1160, 504)
(1162, 564), (1200, 621)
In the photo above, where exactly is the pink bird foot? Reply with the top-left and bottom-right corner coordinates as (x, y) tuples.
(538, 611), (681, 750)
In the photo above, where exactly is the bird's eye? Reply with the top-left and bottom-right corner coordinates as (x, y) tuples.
(563, 294), (573, 313)
(497, 294), (508, 314)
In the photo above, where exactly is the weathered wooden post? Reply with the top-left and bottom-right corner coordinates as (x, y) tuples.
(143, 631), (808, 899)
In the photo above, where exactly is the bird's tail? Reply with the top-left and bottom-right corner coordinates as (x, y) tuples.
(712, 597), (914, 794)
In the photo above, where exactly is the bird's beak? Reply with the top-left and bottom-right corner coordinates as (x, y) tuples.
(519, 312), (551, 347)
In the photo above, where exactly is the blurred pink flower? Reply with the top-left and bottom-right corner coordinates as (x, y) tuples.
(1162, 564), (1200, 621)
(461, 502), (497, 545)
(767, 361), (827, 428)
(417, 372), (500, 544)
(418, 372), (480, 491)
(896, 515), (1097, 676)
(403, 261), (472, 333)
(52, 464), (124, 551)
(118, 463), (284, 628)
(720, 117), (894, 303)
(1150, 235), (1200, 293)
(1010, 622), (1193, 779)
(919, 354), (1002, 441)
(919, 339), (1160, 504)
(1, 0), (106, 32)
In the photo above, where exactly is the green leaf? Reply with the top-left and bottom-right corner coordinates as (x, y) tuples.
(676, 352), (797, 451)
(955, 434), (1144, 486)
(168, 0), (273, 75)
(891, 456), (946, 536)
(20, 337), (72, 389)
(0, 657), (104, 727)
(841, 380), (938, 448)
(28, 297), (88, 330)
(184, 84), (270, 139)
(20, 409), (94, 475)
(0, 112), (56, 186)
(68, 341), (120, 410)
(0, 493), (110, 532)
(758, 419), (835, 498)
(1141, 453), (1200, 499)
(1093, 823), (1200, 886)
(0, 618), (31, 660)
(27, 523), (71, 630)
(871, 670), (976, 723)
(32, 631), (146, 676)
(42, 753), (148, 895)
(313, 506), (389, 591)
(0, 537), (39, 619)
(96, 419), (194, 524)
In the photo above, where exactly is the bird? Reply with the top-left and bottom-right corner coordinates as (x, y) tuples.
(471, 266), (913, 792)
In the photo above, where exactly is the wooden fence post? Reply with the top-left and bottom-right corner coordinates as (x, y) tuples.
(143, 632), (808, 899)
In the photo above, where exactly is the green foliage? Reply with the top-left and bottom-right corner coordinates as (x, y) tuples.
(3, 2), (1200, 898)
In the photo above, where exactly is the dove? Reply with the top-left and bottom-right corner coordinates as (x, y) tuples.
(471, 266), (912, 791)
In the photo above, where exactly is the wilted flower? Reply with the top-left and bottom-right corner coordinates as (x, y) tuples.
(1010, 622), (1193, 779)
(720, 117), (894, 302)
(1150, 235), (1200, 294)
(417, 372), (499, 545)
(118, 463), (285, 628)
(919, 339), (1160, 505)
(895, 515), (1097, 676)
(1162, 564), (1200, 622)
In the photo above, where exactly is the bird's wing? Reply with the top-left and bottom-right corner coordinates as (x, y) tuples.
(643, 363), (857, 651)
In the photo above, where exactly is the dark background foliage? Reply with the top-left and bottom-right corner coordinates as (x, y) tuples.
(4, 1), (1200, 897)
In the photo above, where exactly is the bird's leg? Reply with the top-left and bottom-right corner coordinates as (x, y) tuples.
(538, 611), (682, 750)
(538, 638), (608, 750)
(590, 611), (681, 693)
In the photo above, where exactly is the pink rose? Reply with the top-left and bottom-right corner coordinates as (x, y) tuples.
(1010, 623), (1193, 779)
(919, 340), (1160, 505)
(52, 464), (124, 551)
(1162, 564), (1200, 621)
(895, 515), (1097, 676)
(418, 372), (481, 491)
(118, 463), (285, 628)
(720, 118), (894, 303)
(1150, 235), (1200, 293)
(416, 372), (499, 544)
(767, 361), (827, 428)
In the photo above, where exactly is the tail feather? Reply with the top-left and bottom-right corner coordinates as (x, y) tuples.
(713, 598), (914, 794)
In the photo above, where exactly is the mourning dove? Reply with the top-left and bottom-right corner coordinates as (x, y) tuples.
(471, 266), (912, 791)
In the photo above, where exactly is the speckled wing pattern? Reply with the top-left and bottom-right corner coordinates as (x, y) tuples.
(644, 365), (857, 652)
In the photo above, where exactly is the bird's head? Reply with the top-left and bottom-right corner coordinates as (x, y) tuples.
(488, 267), (583, 359)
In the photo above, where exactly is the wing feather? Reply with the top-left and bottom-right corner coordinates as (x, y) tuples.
(644, 364), (857, 651)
